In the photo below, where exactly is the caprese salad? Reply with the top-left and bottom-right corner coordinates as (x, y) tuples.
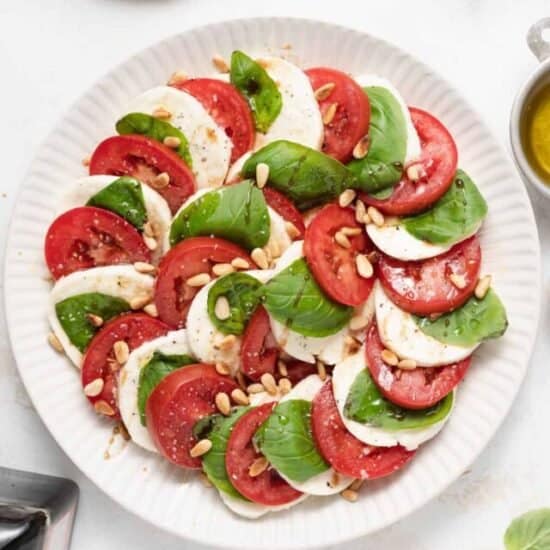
(43, 49), (508, 517)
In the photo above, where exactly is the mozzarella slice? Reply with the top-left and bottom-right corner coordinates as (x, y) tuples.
(225, 152), (252, 184)
(118, 330), (190, 453)
(219, 489), (307, 519)
(375, 283), (477, 367)
(125, 86), (231, 188)
(48, 265), (155, 367)
(332, 348), (453, 451)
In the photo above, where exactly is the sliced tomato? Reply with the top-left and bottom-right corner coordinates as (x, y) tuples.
(366, 323), (471, 409)
(89, 135), (195, 214)
(304, 203), (375, 306)
(81, 313), (170, 419)
(305, 67), (370, 163)
(262, 187), (305, 238)
(284, 361), (319, 385)
(361, 107), (458, 215)
(378, 236), (481, 315)
(155, 237), (254, 328)
(226, 403), (303, 505)
(173, 78), (255, 163)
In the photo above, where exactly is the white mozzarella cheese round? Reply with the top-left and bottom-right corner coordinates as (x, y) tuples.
(225, 152), (252, 184)
(219, 489), (307, 519)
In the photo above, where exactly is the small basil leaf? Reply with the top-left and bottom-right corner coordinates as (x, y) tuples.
(137, 351), (195, 425)
(344, 369), (454, 429)
(207, 273), (262, 335)
(504, 508), (550, 550)
(193, 414), (222, 441)
(414, 289), (508, 347)
(368, 186), (394, 200)
(261, 258), (352, 337)
(402, 170), (488, 245)
(347, 86), (407, 193)
(55, 293), (130, 352)
(169, 180), (270, 249)
(230, 51), (282, 133)
(242, 140), (356, 211)
(86, 176), (147, 230)
(116, 112), (193, 167)
(255, 400), (328, 482)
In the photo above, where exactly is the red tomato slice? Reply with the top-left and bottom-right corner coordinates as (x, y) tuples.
(146, 364), (238, 468)
(173, 78), (255, 163)
(155, 237), (254, 328)
(305, 68), (370, 163)
(304, 203), (375, 306)
(361, 107), (458, 216)
(366, 323), (471, 409)
(81, 313), (170, 419)
(311, 381), (415, 479)
(226, 403), (303, 505)
(284, 361), (319, 385)
(262, 187), (305, 239)
(89, 135), (195, 214)
(44, 206), (151, 280)
(378, 236), (481, 315)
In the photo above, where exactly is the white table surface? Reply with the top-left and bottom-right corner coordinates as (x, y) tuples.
(1, 1), (549, 548)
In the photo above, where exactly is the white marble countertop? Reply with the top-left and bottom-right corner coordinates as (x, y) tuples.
(1, 1), (549, 548)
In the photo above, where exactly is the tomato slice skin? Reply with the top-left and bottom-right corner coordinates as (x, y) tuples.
(154, 237), (254, 328)
(305, 67), (370, 163)
(262, 187), (305, 238)
(361, 107), (458, 216)
(311, 380), (415, 479)
(304, 203), (375, 306)
(81, 313), (170, 419)
(366, 322), (471, 409)
(173, 78), (255, 163)
(89, 134), (195, 214)
(378, 236), (481, 315)
(226, 403), (303, 505)
(44, 206), (151, 280)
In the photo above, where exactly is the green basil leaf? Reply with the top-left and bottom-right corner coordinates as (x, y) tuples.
(55, 293), (130, 352)
(242, 140), (356, 210)
(504, 508), (550, 550)
(193, 414), (221, 441)
(137, 351), (195, 425)
(116, 112), (193, 167)
(261, 258), (352, 337)
(86, 176), (147, 230)
(402, 170), (488, 245)
(207, 273), (262, 335)
(255, 400), (328, 482)
(414, 289), (508, 347)
(230, 51), (282, 133)
(169, 180), (270, 249)
(347, 86), (407, 193)
(368, 186), (394, 200)
(344, 368), (454, 429)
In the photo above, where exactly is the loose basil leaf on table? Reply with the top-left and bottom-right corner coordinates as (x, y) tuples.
(261, 258), (353, 337)
(169, 180), (270, 249)
(402, 169), (488, 245)
(116, 112), (193, 167)
(230, 50), (282, 133)
(504, 508), (550, 550)
(255, 399), (329, 482)
(55, 293), (130, 352)
(344, 368), (454, 429)
(414, 289), (508, 347)
(207, 273), (262, 335)
(242, 140), (357, 211)
(137, 351), (195, 425)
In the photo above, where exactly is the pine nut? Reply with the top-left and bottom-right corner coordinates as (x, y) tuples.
(349, 314), (369, 331)
(143, 235), (158, 251)
(406, 163), (426, 182)
(167, 70), (188, 85)
(339, 189), (356, 208)
(475, 275), (492, 300)
(277, 360), (288, 377)
(212, 54), (229, 73)
(94, 400), (115, 416)
(215, 362), (231, 376)
(285, 221), (301, 239)
(248, 456), (269, 477)
(256, 162), (270, 189)
(82, 156), (91, 167)
(48, 332), (64, 353)
(350, 479), (364, 491)
(384, 216), (400, 227)
(212, 263), (235, 277)
(381, 349), (399, 366)
(152, 106), (172, 120)
(231, 257), (250, 270)
(236, 370), (247, 390)
(341, 489), (358, 502)
(247, 383), (265, 394)
(322, 102), (338, 125)
(143, 221), (155, 238)
(261, 373), (278, 395)
(190, 439), (212, 458)
(143, 303), (158, 317)
(278, 377), (292, 394)
(352, 135), (369, 159)
(231, 388), (249, 406)
(314, 82), (336, 101)
(335, 231), (351, 248)
(251, 248), (269, 269)
(341, 226), (362, 237)
(355, 199), (369, 225)
(215, 392), (231, 416)
(449, 273), (467, 290)
(367, 206), (384, 227)
(84, 378), (104, 397)
(355, 254), (374, 279)
(214, 296), (231, 320)
(130, 294), (152, 310)
(216, 334), (237, 351)
(163, 136), (181, 149)
(345, 335), (361, 355)
(186, 273), (211, 287)
(133, 261), (156, 274)
(152, 172), (170, 189)
(317, 360), (327, 381)
(86, 313), (104, 327)
(329, 471), (340, 488)
(398, 359), (417, 370)
(113, 340), (129, 365)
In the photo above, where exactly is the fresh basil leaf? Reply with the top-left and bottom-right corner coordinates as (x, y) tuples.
(193, 414), (221, 441)
(116, 112), (193, 167)
(230, 51), (282, 133)
(368, 186), (394, 200)
(414, 289), (508, 347)
(169, 180), (270, 249)
(55, 293), (130, 352)
(242, 140), (357, 211)
(504, 508), (550, 550)
(137, 351), (195, 425)
(255, 400), (328, 482)
(207, 273), (262, 335)
(347, 86), (407, 193)
(344, 368), (454, 429)
(86, 176), (147, 230)
(261, 258), (352, 337)
(402, 170), (488, 245)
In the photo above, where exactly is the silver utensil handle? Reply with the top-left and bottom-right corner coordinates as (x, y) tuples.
(527, 17), (550, 62)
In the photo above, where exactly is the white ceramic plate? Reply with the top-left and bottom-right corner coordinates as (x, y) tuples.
(4, 17), (541, 550)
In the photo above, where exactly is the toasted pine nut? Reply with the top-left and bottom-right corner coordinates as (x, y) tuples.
(449, 273), (467, 290)
(335, 231), (351, 248)
(355, 254), (374, 279)
(322, 102), (338, 125)
(167, 70), (188, 85)
(113, 340), (129, 365)
(381, 349), (399, 366)
(143, 303), (158, 317)
(163, 136), (181, 149)
(384, 216), (400, 227)
(231, 257), (250, 270)
(256, 162), (270, 189)
(367, 206), (384, 227)
(341, 489), (358, 502)
(186, 273), (211, 287)
(475, 275), (492, 300)
(398, 358), (417, 370)
(231, 388), (249, 406)
(236, 370), (247, 390)
(84, 378), (104, 397)
(355, 199), (366, 223)
(314, 82), (336, 101)
(317, 360), (327, 381)
(352, 135), (369, 159)
(215, 392), (231, 416)
(212, 263), (235, 277)
(190, 439), (212, 458)
(406, 163), (426, 182)
(143, 235), (158, 251)
(133, 261), (156, 274)
(341, 226), (362, 237)
(277, 360), (288, 377)
(251, 248), (269, 269)
(82, 156), (91, 167)
(278, 377), (292, 394)
(130, 294), (152, 310)
(94, 400), (115, 416)
(212, 54), (229, 73)
(329, 471), (340, 488)
(247, 383), (265, 394)
(152, 172), (170, 189)
(345, 335), (361, 355)
(216, 334), (237, 351)
(349, 314), (369, 331)
(152, 106), (172, 119)
(143, 221), (155, 238)
(249, 456), (269, 477)
(285, 221), (301, 239)
(86, 313), (104, 327)
(350, 479), (364, 491)
(215, 362), (231, 376)
(339, 189), (356, 208)
(48, 332), (64, 353)
(261, 373), (278, 395)
(214, 296), (231, 321)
